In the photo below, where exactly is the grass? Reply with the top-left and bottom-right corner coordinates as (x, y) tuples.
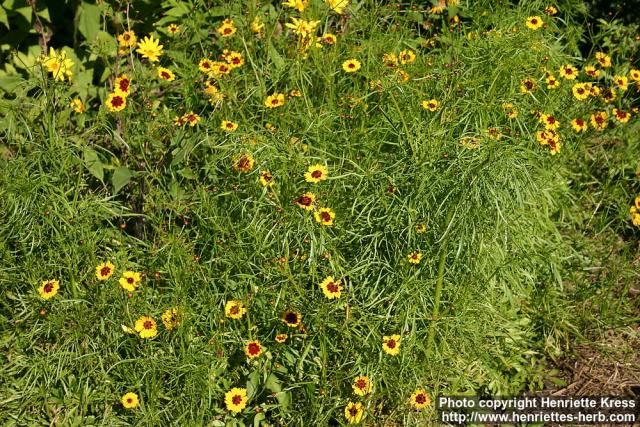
(1, 0), (639, 425)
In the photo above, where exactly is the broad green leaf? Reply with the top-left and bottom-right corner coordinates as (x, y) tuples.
(0, 6), (9, 28)
(268, 42), (285, 71)
(78, 2), (101, 41)
(112, 166), (133, 194)
(83, 148), (104, 182)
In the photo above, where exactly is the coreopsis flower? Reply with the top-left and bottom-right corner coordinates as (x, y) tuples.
(304, 164), (328, 183)
(295, 192), (316, 210)
(520, 78), (536, 93)
(282, 310), (302, 327)
(342, 59), (361, 73)
(203, 80), (219, 97)
(114, 74), (132, 96)
(251, 16), (264, 34)
(119, 270), (141, 292)
(631, 206), (640, 227)
(630, 69), (640, 82)
(221, 120), (238, 132)
(173, 115), (185, 126)
(421, 99), (439, 111)
(121, 392), (139, 409)
(217, 18), (237, 37)
(161, 308), (181, 330)
(157, 67), (175, 81)
(410, 389), (431, 409)
(282, 0), (308, 12)
(535, 129), (559, 146)
(415, 223), (428, 233)
(105, 93), (127, 112)
(525, 16), (543, 30)
(224, 51), (244, 68)
(344, 402), (364, 424)
(326, 0), (349, 14)
(399, 49), (416, 65)
(382, 53), (399, 68)
(233, 153), (255, 173)
(225, 300), (246, 319)
(275, 333), (288, 343)
(589, 84), (601, 96)
(549, 139), (561, 155)
(314, 207), (335, 226)
(572, 82), (589, 100)
(539, 114), (560, 130)
(545, 74), (560, 89)
(571, 118), (588, 132)
(559, 64), (578, 80)
(321, 33), (337, 45)
(319, 276), (342, 299)
(134, 316), (158, 338)
(595, 51), (611, 68)
(136, 35), (163, 62)
(182, 111), (201, 127)
(612, 108), (630, 123)
(590, 111), (608, 130)
(96, 261), (115, 281)
(117, 31), (137, 48)
(584, 65), (601, 78)
(636, 196), (640, 210)
(352, 376), (372, 396)
(198, 59), (213, 73)
(41, 48), (74, 81)
(382, 334), (401, 355)
(265, 93), (285, 108)
(501, 103), (518, 118)
(601, 87), (616, 103)
(167, 23), (180, 35)
(70, 98), (86, 113)
(245, 340), (263, 358)
(259, 171), (274, 187)
(544, 5), (558, 15)
(408, 251), (422, 264)
(38, 279), (60, 300)
(613, 75), (628, 91)
(225, 387), (248, 413)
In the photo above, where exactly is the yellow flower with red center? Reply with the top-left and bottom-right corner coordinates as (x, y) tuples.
(415, 223), (428, 234)
(559, 64), (578, 80)
(181, 112), (200, 127)
(167, 23), (180, 35)
(210, 61), (231, 76)
(38, 279), (60, 300)
(612, 108), (630, 124)
(549, 140), (561, 155)
(119, 270), (141, 292)
(630, 69), (640, 82)
(410, 389), (431, 409)
(224, 51), (244, 68)
(344, 402), (364, 424)
(275, 333), (288, 343)
(613, 75), (628, 91)
(601, 87), (616, 103)
(121, 392), (139, 409)
(198, 59), (213, 73)
(217, 19), (237, 37)
(525, 16), (543, 30)
(295, 192), (316, 210)
(233, 153), (255, 173)
(96, 261), (115, 280)
(408, 251), (422, 264)
(584, 65), (601, 78)
(225, 300), (246, 319)
(136, 35), (163, 62)
(501, 103), (518, 118)
(382, 53), (399, 68)
(134, 315), (157, 338)
(106, 93), (127, 112)
(544, 5), (558, 15)
(321, 33), (337, 45)
(399, 49), (416, 64)
(314, 207), (335, 226)
(590, 111), (608, 130)
(224, 387), (248, 413)
(520, 78), (536, 93)
(221, 120), (238, 132)
(265, 93), (285, 108)
(545, 74), (560, 89)
(259, 171), (274, 187)
(319, 276), (342, 299)
(595, 51), (611, 68)
(352, 376), (372, 396)
(342, 59), (361, 73)
(157, 67), (175, 81)
(245, 340), (263, 358)
(289, 89), (302, 97)
(161, 308), (181, 330)
(326, 0), (349, 14)
(571, 82), (589, 100)
(421, 99), (439, 112)
(71, 98), (86, 114)
(117, 31), (137, 48)
(114, 74), (132, 96)
(571, 118), (588, 132)
(539, 114), (560, 130)
(382, 334), (401, 355)
(282, 310), (302, 327)
(304, 164), (328, 183)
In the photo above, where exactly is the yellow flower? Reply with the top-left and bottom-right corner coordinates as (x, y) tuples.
(571, 118), (587, 132)
(342, 59), (361, 73)
(198, 58), (214, 73)
(117, 31), (137, 48)
(612, 108), (630, 124)
(251, 16), (264, 34)
(415, 223), (428, 233)
(38, 279), (60, 300)
(157, 67), (175, 81)
(399, 49), (416, 64)
(41, 48), (74, 81)
(233, 153), (255, 173)
(121, 392), (139, 409)
(544, 5), (558, 15)
(119, 270), (141, 292)
(265, 93), (285, 108)
(408, 251), (422, 264)
(421, 99), (439, 112)
(245, 340), (263, 358)
(410, 389), (431, 409)
(96, 261), (115, 280)
(314, 207), (335, 226)
(304, 164), (328, 183)
(182, 111), (201, 127)
(225, 51), (244, 68)
(382, 53), (399, 68)
(352, 376), (372, 396)
(572, 82), (589, 100)
(590, 111), (608, 130)
(224, 387), (248, 413)
(70, 98), (86, 114)
(105, 93), (127, 112)
(584, 65), (601, 78)
(295, 192), (316, 210)
(285, 17), (321, 38)
(167, 24), (180, 35)
(595, 51), (611, 68)
(613, 75), (628, 91)
(319, 276), (342, 299)
(259, 170), (274, 187)
(282, 0), (308, 12)
(221, 120), (238, 132)
(275, 333), (288, 343)
(344, 402), (364, 424)
(549, 140), (561, 155)
(382, 334), (401, 355)
(161, 308), (181, 330)
(321, 33), (337, 45)
(326, 0), (349, 14)
(539, 114), (560, 130)
(225, 300), (246, 319)
(559, 64), (578, 80)
(545, 74), (560, 89)
(134, 316), (157, 339)
(630, 69), (640, 82)
(114, 74), (132, 96)
(282, 310), (302, 327)
(525, 16), (543, 30)
(217, 19), (237, 37)
(136, 35), (163, 62)
(520, 78), (536, 93)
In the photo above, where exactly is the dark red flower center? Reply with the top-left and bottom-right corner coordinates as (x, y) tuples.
(617, 111), (627, 118)
(238, 157), (250, 169)
(111, 96), (124, 107)
(143, 320), (153, 329)
(44, 282), (54, 293)
(524, 81), (533, 89)
(123, 34), (130, 41)
(262, 173), (272, 182)
(348, 63), (355, 68)
(577, 88), (584, 94)
(232, 395), (242, 405)
(565, 67), (573, 74)
(576, 119), (584, 126)
(226, 122), (235, 129)
(386, 339), (396, 349)
(415, 393), (427, 404)
(298, 196), (311, 206)
(355, 379), (367, 389)
(272, 99), (279, 105)
(127, 277), (134, 284)
(127, 398), (133, 403)
(118, 79), (130, 92)
(161, 71), (171, 79)
(547, 116), (555, 124)
(531, 18), (538, 24)
(285, 312), (298, 324)
(595, 116), (604, 124)
(100, 266), (111, 276)
(224, 28), (232, 35)
(320, 211), (331, 222)
(248, 342), (261, 355)
(231, 57), (241, 64)
(349, 406), (358, 416)
(311, 170), (322, 178)
(326, 282), (339, 293)
(230, 305), (239, 314)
